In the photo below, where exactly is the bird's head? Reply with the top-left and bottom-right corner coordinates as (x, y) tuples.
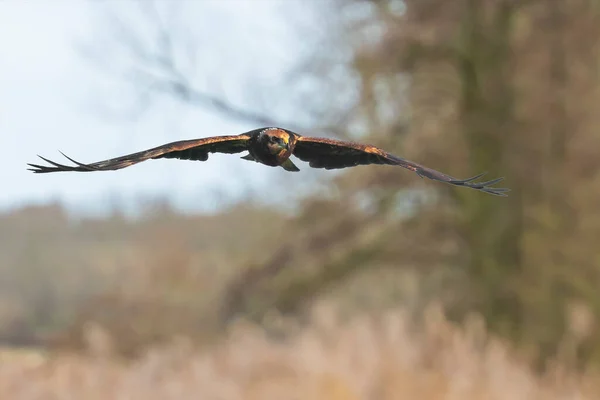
(259, 128), (292, 157)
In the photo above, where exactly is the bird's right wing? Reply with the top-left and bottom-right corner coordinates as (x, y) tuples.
(293, 136), (509, 196)
(27, 134), (252, 173)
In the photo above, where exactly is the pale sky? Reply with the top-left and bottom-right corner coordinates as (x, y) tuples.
(0, 0), (329, 216)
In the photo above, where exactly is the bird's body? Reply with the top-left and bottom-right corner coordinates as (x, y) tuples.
(28, 127), (509, 196)
(246, 127), (296, 167)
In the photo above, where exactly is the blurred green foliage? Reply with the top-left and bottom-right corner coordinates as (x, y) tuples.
(4, 0), (600, 370)
(221, 0), (600, 367)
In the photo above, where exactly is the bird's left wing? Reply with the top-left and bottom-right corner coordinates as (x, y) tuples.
(27, 134), (251, 173)
(292, 136), (509, 196)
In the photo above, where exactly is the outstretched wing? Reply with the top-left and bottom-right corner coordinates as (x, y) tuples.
(27, 134), (251, 173)
(292, 136), (509, 196)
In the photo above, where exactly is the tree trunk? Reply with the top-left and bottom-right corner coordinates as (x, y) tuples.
(457, 0), (524, 339)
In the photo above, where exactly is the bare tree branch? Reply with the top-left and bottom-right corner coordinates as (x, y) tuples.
(78, 0), (348, 136)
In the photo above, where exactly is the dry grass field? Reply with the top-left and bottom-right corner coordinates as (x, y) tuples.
(1, 304), (598, 400)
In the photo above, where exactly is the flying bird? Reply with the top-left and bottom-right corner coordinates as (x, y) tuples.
(27, 127), (509, 196)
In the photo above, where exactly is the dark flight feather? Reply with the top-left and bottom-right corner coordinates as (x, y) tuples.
(27, 126), (509, 197)
(27, 135), (251, 173)
(292, 136), (509, 196)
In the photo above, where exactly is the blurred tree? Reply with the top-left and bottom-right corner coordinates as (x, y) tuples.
(75, 0), (600, 366)
(220, 0), (600, 367)
(76, 0), (350, 134)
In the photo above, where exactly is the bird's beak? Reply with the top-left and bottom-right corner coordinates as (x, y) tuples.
(276, 143), (288, 154)
(278, 137), (290, 150)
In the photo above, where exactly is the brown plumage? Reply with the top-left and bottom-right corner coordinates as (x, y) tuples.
(28, 127), (509, 196)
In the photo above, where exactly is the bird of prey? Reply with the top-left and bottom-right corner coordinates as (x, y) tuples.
(27, 127), (509, 196)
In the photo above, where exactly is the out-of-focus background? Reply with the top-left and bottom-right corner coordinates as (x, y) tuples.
(2, 0), (600, 398)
